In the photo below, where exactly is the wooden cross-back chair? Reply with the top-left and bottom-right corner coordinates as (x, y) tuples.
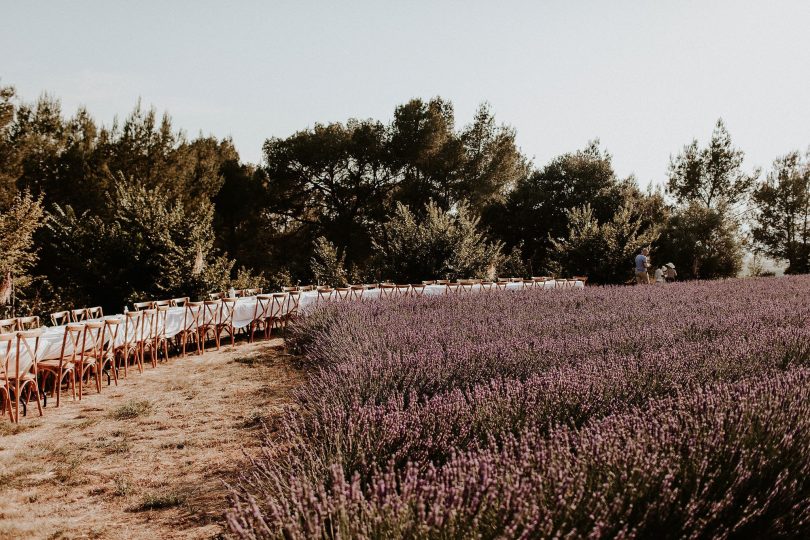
(11, 329), (44, 421)
(334, 287), (351, 301)
(199, 300), (221, 353)
(378, 284), (396, 299)
(38, 324), (82, 407)
(152, 306), (170, 364)
(70, 308), (88, 323)
(77, 322), (104, 399)
(0, 333), (16, 422)
(495, 281), (508, 291)
(50, 310), (70, 326)
(395, 285), (411, 297)
(178, 302), (202, 356)
(269, 293), (288, 336)
(170, 297), (190, 307)
(458, 281), (475, 294)
(133, 301), (154, 311)
(86, 306), (103, 319)
(138, 309), (157, 368)
(117, 311), (142, 375)
(284, 292), (301, 325)
(480, 281), (494, 293)
(250, 295), (273, 343)
(522, 279), (536, 289)
(316, 288), (334, 304)
(152, 299), (171, 309)
(444, 283), (461, 295)
(218, 298), (238, 348)
(349, 285), (364, 301)
(99, 319), (121, 387)
(410, 284), (426, 297)
(16, 316), (40, 330)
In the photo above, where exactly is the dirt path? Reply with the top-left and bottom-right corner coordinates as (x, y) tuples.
(0, 338), (302, 540)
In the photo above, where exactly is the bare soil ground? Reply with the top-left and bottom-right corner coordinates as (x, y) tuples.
(0, 337), (302, 540)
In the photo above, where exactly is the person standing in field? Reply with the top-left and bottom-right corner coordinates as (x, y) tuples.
(635, 248), (651, 284)
(665, 262), (677, 282)
(654, 265), (665, 283)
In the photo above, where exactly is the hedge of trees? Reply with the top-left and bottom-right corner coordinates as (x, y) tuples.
(1, 83), (807, 316)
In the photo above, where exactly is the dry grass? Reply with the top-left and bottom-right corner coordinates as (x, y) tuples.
(0, 337), (302, 539)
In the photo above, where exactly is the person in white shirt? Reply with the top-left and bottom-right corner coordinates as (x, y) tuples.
(654, 266), (665, 283)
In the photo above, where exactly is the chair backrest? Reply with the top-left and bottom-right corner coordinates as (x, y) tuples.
(50, 310), (71, 326)
(281, 286), (299, 292)
(495, 281), (508, 290)
(243, 288), (262, 297)
(480, 281), (494, 292)
(182, 302), (203, 332)
(154, 306), (169, 337)
(209, 292), (225, 300)
(71, 308), (88, 323)
(572, 276), (588, 285)
(395, 285), (411, 296)
(410, 284), (426, 296)
(16, 328), (43, 379)
(16, 316), (40, 331)
(522, 279), (536, 289)
(220, 298), (237, 325)
(436, 279), (451, 285)
(270, 293), (287, 319)
(334, 287), (350, 301)
(421, 280), (436, 285)
(122, 311), (142, 345)
(232, 289), (246, 298)
(171, 297), (190, 307)
(87, 306), (103, 319)
(201, 300), (221, 326)
(81, 322), (104, 361)
(458, 281), (474, 294)
(133, 301), (154, 311)
(445, 283), (460, 295)
(139, 309), (157, 341)
(299, 285), (315, 292)
(102, 319), (121, 358)
(254, 295), (273, 321)
(59, 324), (85, 364)
(0, 318), (18, 333)
(349, 285), (364, 301)
(378, 284), (396, 298)
(362, 283), (378, 290)
(153, 299), (171, 308)
(286, 292), (301, 317)
(316, 288), (334, 303)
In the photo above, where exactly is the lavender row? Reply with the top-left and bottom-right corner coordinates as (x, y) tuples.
(229, 368), (810, 539)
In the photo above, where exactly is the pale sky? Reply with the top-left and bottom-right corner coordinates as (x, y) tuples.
(3, 1), (809, 186)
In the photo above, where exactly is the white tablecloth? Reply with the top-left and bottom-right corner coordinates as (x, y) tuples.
(13, 279), (583, 373)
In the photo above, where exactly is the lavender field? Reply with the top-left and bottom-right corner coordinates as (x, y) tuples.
(228, 277), (810, 539)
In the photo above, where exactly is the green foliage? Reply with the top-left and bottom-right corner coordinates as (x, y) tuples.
(487, 141), (632, 274)
(42, 180), (233, 309)
(657, 202), (743, 280)
(371, 201), (502, 283)
(310, 237), (348, 287)
(495, 243), (527, 278)
(667, 119), (758, 209)
(0, 190), (45, 314)
(752, 151), (810, 274)
(551, 203), (661, 284)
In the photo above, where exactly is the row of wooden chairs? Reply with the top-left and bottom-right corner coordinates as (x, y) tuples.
(50, 307), (103, 326)
(0, 316), (42, 333)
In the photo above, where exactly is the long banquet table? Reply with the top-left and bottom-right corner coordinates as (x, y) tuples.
(17, 279), (584, 374)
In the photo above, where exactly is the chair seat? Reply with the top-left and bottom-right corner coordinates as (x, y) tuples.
(7, 372), (36, 382)
(38, 359), (75, 371)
